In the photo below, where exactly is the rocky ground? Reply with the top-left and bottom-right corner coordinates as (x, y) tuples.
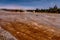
(0, 11), (60, 40)
(0, 27), (17, 40)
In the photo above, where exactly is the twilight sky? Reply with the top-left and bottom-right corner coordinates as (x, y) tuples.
(0, 0), (60, 9)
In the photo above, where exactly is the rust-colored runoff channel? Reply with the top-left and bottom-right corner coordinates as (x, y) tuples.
(0, 21), (60, 40)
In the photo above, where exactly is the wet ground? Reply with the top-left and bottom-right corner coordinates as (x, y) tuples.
(0, 11), (60, 40)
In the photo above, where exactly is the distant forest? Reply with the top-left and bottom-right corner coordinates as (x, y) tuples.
(1, 5), (60, 13)
(34, 5), (60, 13)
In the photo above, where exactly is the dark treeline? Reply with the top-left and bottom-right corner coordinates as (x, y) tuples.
(35, 5), (60, 13)
(1, 5), (60, 13)
(1, 9), (25, 12)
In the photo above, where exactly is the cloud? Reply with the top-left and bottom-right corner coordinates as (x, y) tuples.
(0, 0), (59, 9)
(0, 4), (35, 10)
(0, 5), (20, 9)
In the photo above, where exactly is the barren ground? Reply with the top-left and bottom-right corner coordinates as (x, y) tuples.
(0, 10), (60, 40)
